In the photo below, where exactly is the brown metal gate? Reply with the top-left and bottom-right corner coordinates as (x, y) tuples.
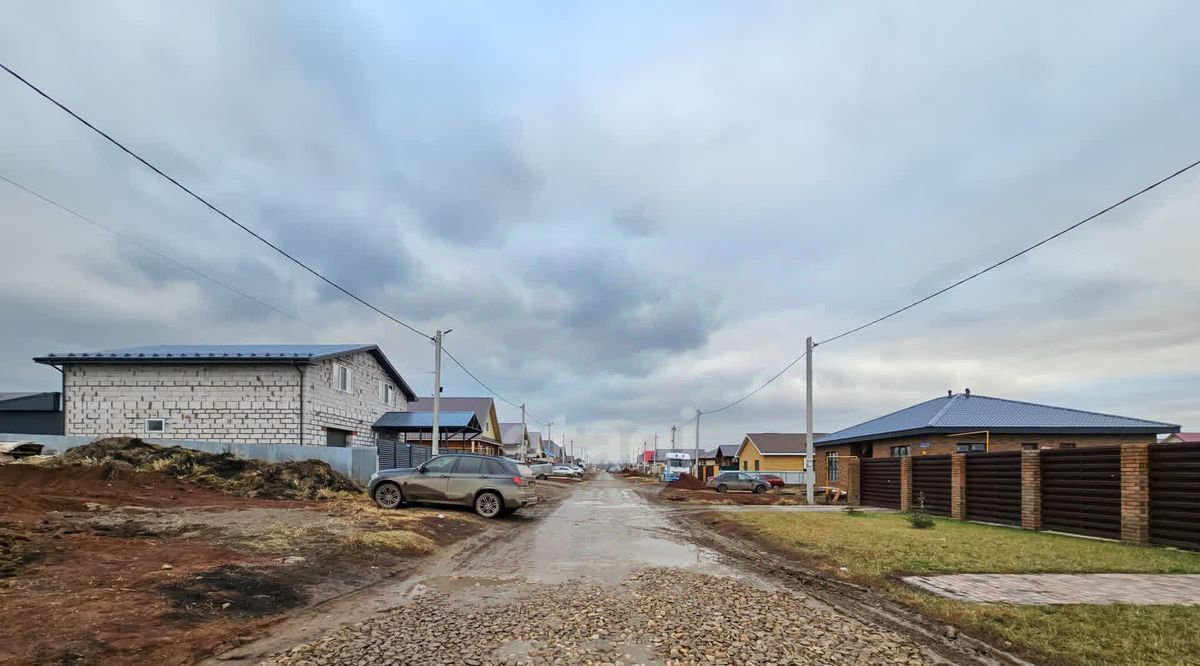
(1040, 446), (1121, 539)
(965, 451), (1021, 525)
(1149, 443), (1200, 550)
(860, 458), (901, 509)
(911, 455), (951, 516)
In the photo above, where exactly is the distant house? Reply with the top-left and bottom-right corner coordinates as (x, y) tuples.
(499, 422), (529, 459)
(527, 431), (544, 458)
(813, 392), (1180, 491)
(542, 438), (562, 462)
(0, 391), (64, 435)
(1162, 433), (1200, 444)
(405, 397), (504, 456)
(696, 444), (740, 480)
(735, 433), (826, 473)
(33, 344), (416, 446)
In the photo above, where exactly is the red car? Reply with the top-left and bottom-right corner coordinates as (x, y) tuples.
(758, 473), (785, 488)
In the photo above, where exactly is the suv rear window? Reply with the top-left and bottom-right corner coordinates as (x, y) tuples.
(455, 457), (484, 475)
(516, 464), (534, 477)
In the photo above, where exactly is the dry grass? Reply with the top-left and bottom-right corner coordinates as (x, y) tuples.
(726, 511), (1200, 665)
(248, 521), (333, 553)
(344, 530), (435, 556)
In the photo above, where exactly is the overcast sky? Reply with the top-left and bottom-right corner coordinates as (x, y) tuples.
(2, 1), (1198, 461)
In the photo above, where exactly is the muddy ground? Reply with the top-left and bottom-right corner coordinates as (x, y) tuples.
(658, 486), (809, 505)
(0, 463), (568, 665)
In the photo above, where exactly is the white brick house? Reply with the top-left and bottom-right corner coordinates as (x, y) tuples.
(34, 344), (416, 447)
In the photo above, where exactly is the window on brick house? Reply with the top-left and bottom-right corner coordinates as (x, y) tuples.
(827, 452), (839, 483)
(333, 363), (352, 393)
(145, 418), (165, 433)
(955, 442), (986, 453)
(891, 445), (911, 458)
(379, 382), (395, 406)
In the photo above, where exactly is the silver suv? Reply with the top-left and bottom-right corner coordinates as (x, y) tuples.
(368, 453), (538, 518)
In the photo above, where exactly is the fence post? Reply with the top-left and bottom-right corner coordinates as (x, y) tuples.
(1120, 443), (1151, 544)
(1021, 447), (1041, 530)
(899, 457), (913, 511)
(951, 453), (967, 520)
(845, 456), (861, 507)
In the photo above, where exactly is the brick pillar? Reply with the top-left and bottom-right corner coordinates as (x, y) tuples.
(1021, 448), (1041, 530)
(1121, 443), (1151, 544)
(844, 456), (861, 507)
(899, 457), (913, 511)
(950, 453), (967, 520)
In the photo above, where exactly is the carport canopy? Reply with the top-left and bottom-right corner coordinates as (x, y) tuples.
(372, 410), (482, 439)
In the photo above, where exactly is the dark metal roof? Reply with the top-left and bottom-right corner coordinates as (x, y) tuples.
(372, 410), (481, 434)
(816, 393), (1181, 446)
(33, 344), (416, 401)
(0, 391), (61, 411)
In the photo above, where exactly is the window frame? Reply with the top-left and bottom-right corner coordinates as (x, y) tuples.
(144, 418), (165, 433)
(826, 451), (839, 483)
(955, 442), (987, 454)
(379, 381), (395, 406)
(890, 445), (911, 458)
(333, 362), (352, 393)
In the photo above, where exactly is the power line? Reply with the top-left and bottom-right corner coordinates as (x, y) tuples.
(685, 155), (1200, 420)
(441, 346), (545, 427)
(1, 62), (553, 425)
(818, 156), (1200, 346)
(0, 173), (313, 329)
(0, 60), (432, 341)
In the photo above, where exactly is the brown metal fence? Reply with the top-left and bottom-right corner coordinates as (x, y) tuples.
(965, 451), (1021, 525)
(1149, 443), (1200, 550)
(860, 458), (902, 509)
(1040, 446), (1121, 539)
(911, 455), (952, 516)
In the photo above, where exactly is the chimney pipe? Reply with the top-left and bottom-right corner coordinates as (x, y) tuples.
(948, 390), (953, 398)
(965, 388), (971, 397)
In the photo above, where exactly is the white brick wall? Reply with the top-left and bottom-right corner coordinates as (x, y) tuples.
(64, 351), (408, 446)
(304, 351), (408, 446)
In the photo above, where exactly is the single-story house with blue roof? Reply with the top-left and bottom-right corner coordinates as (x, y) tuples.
(34, 344), (416, 447)
(813, 390), (1180, 490)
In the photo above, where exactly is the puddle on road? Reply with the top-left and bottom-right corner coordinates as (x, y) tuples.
(420, 575), (517, 592)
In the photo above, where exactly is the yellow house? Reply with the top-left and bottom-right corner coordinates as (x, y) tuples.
(735, 433), (827, 472)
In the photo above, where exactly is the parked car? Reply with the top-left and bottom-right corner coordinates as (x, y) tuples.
(757, 473), (785, 488)
(706, 471), (769, 494)
(368, 453), (538, 518)
(550, 465), (581, 478)
(529, 463), (553, 480)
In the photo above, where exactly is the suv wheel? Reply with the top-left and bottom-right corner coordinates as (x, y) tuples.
(373, 482), (403, 509)
(474, 491), (503, 518)
(716, 484), (728, 493)
(753, 484), (767, 494)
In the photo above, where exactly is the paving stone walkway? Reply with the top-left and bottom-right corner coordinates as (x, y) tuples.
(903, 573), (1200, 605)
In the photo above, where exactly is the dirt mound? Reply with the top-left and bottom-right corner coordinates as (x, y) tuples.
(667, 473), (708, 490)
(54, 438), (360, 500)
(160, 564), (306, 618)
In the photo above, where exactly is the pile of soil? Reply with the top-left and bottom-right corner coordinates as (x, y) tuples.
(53, 438), (360, 500)
(666, 473), (708, 490)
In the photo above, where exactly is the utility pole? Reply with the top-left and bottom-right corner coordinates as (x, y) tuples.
(654, 433), (658, 453)
(431, 330), (443, 456)
(520, 403), (526, 461)
(547, 421), (554, 462)
(805, 336), (815, 505)
(694, 408), (701, 479)
(670, 425), (676, 447)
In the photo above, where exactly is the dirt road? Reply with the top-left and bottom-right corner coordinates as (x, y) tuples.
(248, 474), (1016, 665)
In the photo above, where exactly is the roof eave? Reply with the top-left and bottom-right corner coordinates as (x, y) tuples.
(816, 424), (1181, 446)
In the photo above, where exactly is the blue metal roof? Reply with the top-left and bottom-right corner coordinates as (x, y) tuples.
(372, 411), (481, 432)
(33, 344), (416, 400)
(816, 393), (1180, 446)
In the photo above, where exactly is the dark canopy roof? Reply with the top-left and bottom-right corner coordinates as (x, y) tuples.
(372, 410), (481, 435)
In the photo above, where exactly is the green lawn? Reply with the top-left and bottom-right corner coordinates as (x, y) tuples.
(727, 511), (1200, 666)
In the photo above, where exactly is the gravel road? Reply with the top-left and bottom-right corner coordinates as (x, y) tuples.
(255, 474), (938, 665)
